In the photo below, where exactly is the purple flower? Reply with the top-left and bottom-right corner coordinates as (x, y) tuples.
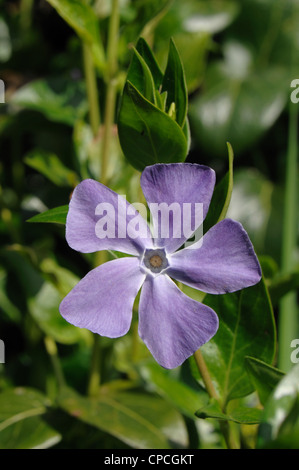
(60, 163), (261, 369)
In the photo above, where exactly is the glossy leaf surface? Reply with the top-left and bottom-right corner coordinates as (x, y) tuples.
(118, 81), (187, 171)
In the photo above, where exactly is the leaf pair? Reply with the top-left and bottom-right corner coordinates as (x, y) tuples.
(197, 358), (299, 449)
(196, 357), (283, 426)
(118, 38), (189, 171)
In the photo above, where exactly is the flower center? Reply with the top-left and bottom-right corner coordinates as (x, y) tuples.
(149, 255), (163, 268)
(142, 248), (168, 274)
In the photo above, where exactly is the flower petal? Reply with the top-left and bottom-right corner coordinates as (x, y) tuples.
(140, 163), (215, 253)
(168, 219), (262, 294)
(59, 257), (145, 337)
(138, 274), (219, 369)
(66, 179), (153, 256)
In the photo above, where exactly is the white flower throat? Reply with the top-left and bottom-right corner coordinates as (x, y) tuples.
(142, 248), (169, 274)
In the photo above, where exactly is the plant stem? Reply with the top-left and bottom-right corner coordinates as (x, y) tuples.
(87, 333), (102, 397)
(256, 1), (284, 69)
(19, 0), (34, 31)
(44, 336), (65, 391)
(193, 349), (238, 449)
(83, 42), (101, 138)
(278, 100), (298, 372)
(100, 0), (120, 185)
(193, 349), (218, 400)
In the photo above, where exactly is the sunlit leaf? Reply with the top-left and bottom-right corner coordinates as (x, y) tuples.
(189, 65), (288, 157)
(27, 205), (68, 225)
(258, 364), (299, 449)
(10, 77), (88, 126)
(228, 0), (299, 75)
(24, 150), (79, 187)
(0, 387), (60, 449)
(58, 386), (186, 449)
(196, 398), (262, 424)
(0, 415), (61, 449)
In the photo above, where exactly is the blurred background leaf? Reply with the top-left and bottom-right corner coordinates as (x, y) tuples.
(0, 387), (61, 449)
(257, 364), (299, 449)
(10, 77), (88, 126)
(58, 385), (187, 449)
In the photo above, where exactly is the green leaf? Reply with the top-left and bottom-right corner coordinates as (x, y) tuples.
(27, 258), (87, 345)
(0, 415), (61, 449)
(161, 38), (188, 127)
(229, 406), (262, 425)
(10, 77), (88, 126)
(45, 0), (105, 71)
(268, 269), (299, 307)
(128, 37), (163, 93)
(0, 387), (61, 449)
(245, 356), (285, 406)
(204, 142), (234, 232)
(138, 361), (209, 419)
(2, 249), (86, 345)
(199, 277), (276, 405)
(105, 387), (188, 448)
(27, 205), (69, 225)
(24, 150), (79, 187)
(127, 48), (157, 104)
(136, 37), (164, 88)
(0, 387), (50, 425)
(0, 16), (12, 62)
(155, 89), (168, 112)
(228, 0), (299, 76)
(0, 268), (21, 323)
(189, 64), (289, 157)
(155, 0), (239, 93)
(28, 281), (87, 345)
(196, 398), (262, 424)
(58, 386), (185, 449)
(258, 363), (299, 449)
(173, 32), (210, 94)
(139, 0), (173, 43)
(39, 257), (80, 298)
(180, 0), (239, 35)
(118, 81), (188, 171)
